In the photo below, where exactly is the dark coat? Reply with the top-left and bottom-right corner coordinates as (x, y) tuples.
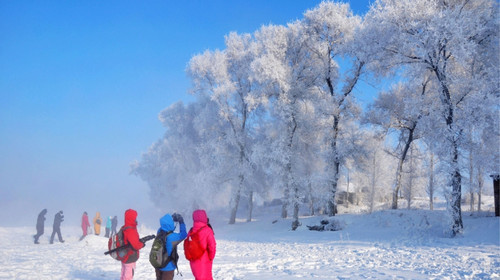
(36, 209), (47, 232)
(53, 211), (64, 228)
(111, 216), (118, 230)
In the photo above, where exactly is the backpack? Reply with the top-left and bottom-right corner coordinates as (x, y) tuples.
(149, 230), (176, 268)
(108, 226), (138, 262)
(183, 227), (206, 261)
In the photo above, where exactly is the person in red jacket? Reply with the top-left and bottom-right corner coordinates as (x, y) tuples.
(120, 209), (145, 280)
(80, 211), (91, 241)
(188, 209), (216, 280)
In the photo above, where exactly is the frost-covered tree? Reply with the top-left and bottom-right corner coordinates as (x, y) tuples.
(363, 0), (499, 235)
(133, 0), (498, 233)
(131, 98), (224, 212)
(476, 165), (484, 212)
(401, 143), (428, 209)
(422, 141), (439, 210)
(187, 31), (267, 224)
(349, 130), (395, 212)
(251, 22), (326, 230)
(365, 79), (431, 209)
(367, 135), (394, 212)
(466, 129), (477, 211)
(463, 119), (500, 212)
(302, 2), (365, 216)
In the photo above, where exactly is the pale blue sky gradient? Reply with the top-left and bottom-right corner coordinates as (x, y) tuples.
(0, 1), (372, 226)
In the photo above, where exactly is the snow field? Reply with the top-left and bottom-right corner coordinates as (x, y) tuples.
(0, 208), (498, 279)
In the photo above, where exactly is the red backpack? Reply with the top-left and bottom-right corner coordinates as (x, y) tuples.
(108, 226), (138, 263)
(183, 227), (206, 261)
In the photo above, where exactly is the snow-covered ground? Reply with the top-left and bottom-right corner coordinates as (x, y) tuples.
(1, 201), (499, 280)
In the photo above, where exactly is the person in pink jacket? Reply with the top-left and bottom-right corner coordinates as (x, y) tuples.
(188, 209), (216, 280)
(80, 211), (91, 241)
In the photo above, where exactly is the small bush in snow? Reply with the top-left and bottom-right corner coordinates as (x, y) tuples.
(307, 218), (345, 231)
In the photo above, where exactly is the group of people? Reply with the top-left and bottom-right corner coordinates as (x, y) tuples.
(118, 208), (216, 280)
(34, 207), (216, 280)
(34, 209), (119, 243)
(33, 209), (65, 244)
(80, 211), (118, 240)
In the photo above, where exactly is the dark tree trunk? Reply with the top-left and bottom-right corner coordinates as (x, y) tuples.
(247, 191), (253, 222)
(392, 124), (416, 209)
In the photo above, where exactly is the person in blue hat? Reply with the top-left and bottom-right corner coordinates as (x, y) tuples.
(155, 213), (187, 280)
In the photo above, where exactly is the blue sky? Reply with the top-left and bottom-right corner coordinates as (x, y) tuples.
(0, 1), (373, 226)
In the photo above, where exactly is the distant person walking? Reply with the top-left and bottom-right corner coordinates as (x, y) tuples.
(187, 209), (216, 280)
(50, 210), (65, 244)
(154, 213), (187, 280)
(111, 215), (118, 236)
(105, 216), (112, 238)
(93, 212), (103, 236)
(34, 209), (47, 244)
(80, 211), (91, 241)
(120, 209), (145, 280)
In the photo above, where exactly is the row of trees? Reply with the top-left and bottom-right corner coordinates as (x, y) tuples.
(132, 0), (499, 235)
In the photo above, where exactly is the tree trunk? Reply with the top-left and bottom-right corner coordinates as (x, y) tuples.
(433, 67), (463, 236)
(369, 152), (376, 213)
(393, 155), (406, 210)
(477, 166), (483, 212)
(407, 146), (415, 210)
(229, 190), (240, 224)
(328, 161), (339, 216)
(291, 185), (300, 230)
(346, 169), (350, 209)
(229, 131), (247, 224)
(281, 185), (289, 219)
(469, 192), (474, 212)
(444, 95), (463, 233)
(469, 145), (475, 212)
(429, 151), (435, 211)
(283, 115), (297, 219)
(325, 61), (363, 217)
(308, 183), (315, 215)
(291, 203), (300, 230)
(328, 117), (340, 216)
(282, 157), (292, 219)
(229, 175), (243, 224)
(392, 125), (416, 209)
(391, 176), (401, 210)
(247, 191), (253, 222)
(450, 141), (464, 236)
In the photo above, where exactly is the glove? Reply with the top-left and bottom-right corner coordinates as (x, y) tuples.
(172, 213), (184, 224)
(172, 213), (179, 222)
